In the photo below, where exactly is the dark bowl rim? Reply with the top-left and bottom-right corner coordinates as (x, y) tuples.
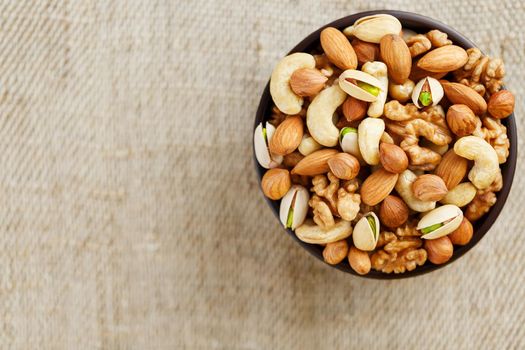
(253, 10), (518, 279)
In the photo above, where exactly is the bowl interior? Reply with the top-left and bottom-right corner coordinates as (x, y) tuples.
(254, 10), (517, 279)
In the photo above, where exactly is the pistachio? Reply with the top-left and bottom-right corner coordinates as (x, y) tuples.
(352, 212), (380, 251)
(339, 127), (364, 162)
(417, 204), (463, 239)
(254, 122), (284, 169)
(411, 77), (444, 108)
(343, 14), (402, 44)
(339, 69), (382, 102)
(279, 185), (309, 230)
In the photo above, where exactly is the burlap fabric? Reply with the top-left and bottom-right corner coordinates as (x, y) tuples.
(0, 0), (522, 348)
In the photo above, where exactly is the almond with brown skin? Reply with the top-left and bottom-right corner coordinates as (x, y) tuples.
(320, 27), (358, 70)
(417, 45), (468, 73)
(446, 104), (477, 137)
(434, 150), (468, 190)
(380, 34), (411, 84)
(291, 149), (338, 176)
(269, 116), (304, 156)
(360, 168), (399, 206)
(487, 90), (515, 119)
(412, 174), (448, 201)
(379, 195), (409, 228)
(261, 168), (291, 200)
(348, 246), (371, 275)
(323, 240), (349, 265)
(351, 38), (379, 66)
(327, 153), (360, 180)
(441, 81), (487, 115)
(289, 68), (328, 97)
(342, 96), (368, 122)
(379, 143), (408, 174)
(448, 217), (473, 246)
(409, 59), (447, 81)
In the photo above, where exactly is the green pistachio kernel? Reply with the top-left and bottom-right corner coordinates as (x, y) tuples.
(262, 127), (268, 142)
(419, 91), (432, 107)
(286, 208), (294, 229)
(367, 215), (377, 239)
(421, 222), (443, 235)
(357, 81), (380, 97)
(339, 127), (357, 142)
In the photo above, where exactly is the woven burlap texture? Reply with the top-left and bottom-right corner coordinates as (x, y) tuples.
(0, 0), (523, 349)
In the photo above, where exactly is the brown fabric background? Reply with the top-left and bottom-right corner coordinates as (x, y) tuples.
(0, 0), (523, 348)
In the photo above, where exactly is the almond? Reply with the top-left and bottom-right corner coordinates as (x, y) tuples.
(412, 174), (448, 201)
(434, 150), (468, 190)
(291, 149), (338, 176)
(269, 116), (304, 156)
(261, 168), (291, 200)
(417, 45), (468, 73)
(487, 90), (515, 119)
(409, 60), (447, 82)
(441, 81), (487, 116)
(380, 34), (411, 84)
(360, 168), (399, 206)
(320, 27), (358, 70)
(448, 217), (473, 246)
(379, 143), (408, 174)
(446, 104), (477, 137)
(351, 38), (379, 66)
(342, 96), (368, 122)
(379, 195), (409, 228)
(327, 153), (360, 180)
(289, 68), (328, 97)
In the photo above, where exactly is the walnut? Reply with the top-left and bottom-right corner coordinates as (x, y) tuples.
(406, 34), (431, 57)
(473, 117), (510, 164)
(384, 101), (452, 170)
(371, 232), (427, 273)
(453, 48), (505, 98)
(426, 29), (452, 47)
(465, 171), (503, 221)
(310, 174), (361, 223)
(309, 195), (335, 229)
(395, 220), (421, 237)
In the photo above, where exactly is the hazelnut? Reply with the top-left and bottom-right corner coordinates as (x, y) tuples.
(261, 168), (291, 200)
(412, 174), (448, 201)
(327, 153), (360, 180)
(424, 236), (453, 265)
(348, 246), (371, 275)
(351, 38), (380, 66)
(342, 95), (368, 122)
(379, 143), (408, 174)
(488, 90), (515, 119)
(446, 104), (477, 137)
(323, 240), (349, 265)
(448, 217), (473, 246)
(379, 195), (409, 228)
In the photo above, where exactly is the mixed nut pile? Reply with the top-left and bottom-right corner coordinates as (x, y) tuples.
(254, 14), (515, 275)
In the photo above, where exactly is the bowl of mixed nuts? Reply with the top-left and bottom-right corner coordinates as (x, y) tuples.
(253, 10), (517, 278)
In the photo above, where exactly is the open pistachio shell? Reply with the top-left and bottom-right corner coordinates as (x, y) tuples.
(352, 212), (380, 251)
(411, 77), (444, 108)
(343, 14), (402, 44)
(254, 122), (284, 169)
(339, 70), (382, 102)
(279, 185), (309, 230)
(339, 127), (364, 162)
(417, 204), (463, 239)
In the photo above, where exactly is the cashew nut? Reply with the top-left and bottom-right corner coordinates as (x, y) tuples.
(440, 182), (477, 207)
(454, 136), (499, 190)
(295, 219), (352, 244)
(298, 134), (322, 156)
(270, 53), (316, 114)
(358, 117), (385, 165)
(307, 84), (346, 147)
(395, 170), (436, 212)
(362, 61), (388, 117)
